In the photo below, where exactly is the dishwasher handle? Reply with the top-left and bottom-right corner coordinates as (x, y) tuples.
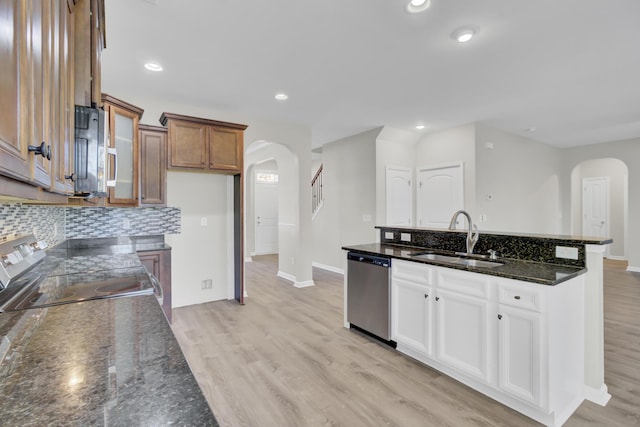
(347, 252), (391, 268)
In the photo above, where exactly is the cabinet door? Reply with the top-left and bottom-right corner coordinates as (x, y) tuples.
(29, 0), (53, 188)
(436, 288), (492, 384)
(106, 104), (139, 206)
(168, 120), (207, 169)
(208, 126), (242, 171)
(392, 277), (434, 357)
(139, 127), (166, 206)
(0, 0), (31, 181)
(498, 305), (542, 407)
(51, 0), (74, 194)
(138, 250), (172, 323)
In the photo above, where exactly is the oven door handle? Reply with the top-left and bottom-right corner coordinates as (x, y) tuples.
(148, 273), (163, 304)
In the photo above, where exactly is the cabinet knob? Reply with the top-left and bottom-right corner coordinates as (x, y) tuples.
(514, 295), (521, 300)
(64, 173), (74, 182)
(498, 314), (503, 320)
(424, 294), (428, 299)
(28, 142), (49, 159)
(435, 296), (440, 301)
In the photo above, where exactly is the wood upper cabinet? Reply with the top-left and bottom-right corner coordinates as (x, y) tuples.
(139, 124), (167, 206)
(160, 112), (247, 174)
(102, 94), (144, 207)
(0, 0), (31, 182)
(74, 0), (104, 107)
(0, 0), (75, 196)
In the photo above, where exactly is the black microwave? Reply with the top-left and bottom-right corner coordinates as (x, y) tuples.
(74, 105), (112, 198)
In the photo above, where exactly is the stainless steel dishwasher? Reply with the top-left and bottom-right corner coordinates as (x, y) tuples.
(347, 252), (394, 345)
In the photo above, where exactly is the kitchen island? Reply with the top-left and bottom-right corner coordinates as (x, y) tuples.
(343, 226), (612, 427)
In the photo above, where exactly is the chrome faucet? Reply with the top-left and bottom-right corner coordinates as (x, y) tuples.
(448, 210), (479, 255)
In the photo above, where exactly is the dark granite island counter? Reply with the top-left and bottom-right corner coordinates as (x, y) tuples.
(0, 294), (217, 426)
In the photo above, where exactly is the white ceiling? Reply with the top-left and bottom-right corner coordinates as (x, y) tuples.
(101, 0), (640, 149)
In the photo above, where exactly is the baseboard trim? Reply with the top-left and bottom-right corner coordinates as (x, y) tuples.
(584, 384), (612, 406)
(605, 255), (626, 261)
(294, 280), (315, 288)
(277, 271), (295, 283)
(626, 265), (640, 273)
(244, 257), (253, 263)
(312, 262), (344, 275)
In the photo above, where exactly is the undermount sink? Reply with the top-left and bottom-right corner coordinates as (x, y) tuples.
(409, 251), (504, 269)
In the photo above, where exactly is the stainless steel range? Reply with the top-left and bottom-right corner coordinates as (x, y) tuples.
(0, 235), (160, 312)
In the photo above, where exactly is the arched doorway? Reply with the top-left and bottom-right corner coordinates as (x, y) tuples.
(570, 158), (628, 259)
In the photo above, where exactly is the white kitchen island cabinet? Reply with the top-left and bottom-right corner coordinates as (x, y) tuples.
(392, 260), (435, 357)
(391, 259), (585, 427)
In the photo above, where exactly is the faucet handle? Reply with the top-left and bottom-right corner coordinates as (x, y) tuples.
(487, 249), (498, 260)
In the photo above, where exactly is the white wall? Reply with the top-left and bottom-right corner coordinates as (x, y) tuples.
(375, 127), (420, 227)
(311, 128), (381, 270)
(475, 124), (563, 234)
(570, 159), (627, 258)
(413, 123), (477, 218)
(562, 139), (639, 269)
(166, 172), (231, 307)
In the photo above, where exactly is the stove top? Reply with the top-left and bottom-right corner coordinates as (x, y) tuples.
(0, 235), (157, 313)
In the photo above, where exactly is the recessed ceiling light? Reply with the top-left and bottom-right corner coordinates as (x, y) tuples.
(274, 93), (288, 101)
(525, 127), (537, 132)
(144, 62), (163, 71)
(452, 28), (476, 43)
(415, 124), (426, 130)
(406, 0), (431, 14)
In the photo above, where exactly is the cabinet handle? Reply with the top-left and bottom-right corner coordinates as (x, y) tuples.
(64, 173), (74, 182)
(498, 314), (503, 320)
(424, 294), (428, 299)
(435, 296), (440, 301)
(514, 295), (521, 300)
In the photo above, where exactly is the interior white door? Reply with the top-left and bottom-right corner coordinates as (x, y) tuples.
(386, 166), (412, 226)
(255, 181), (279, 255)
(417, 162), (464, 228)
(582, 177), (609, 241)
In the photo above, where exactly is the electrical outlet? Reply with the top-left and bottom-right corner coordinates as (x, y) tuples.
(122, 218), (131, 230)
(201, 279), (213, 289)
(555, 246), (579, 260)
(384, 232), (394, 239)
(200, 217), (208, 226)
(400, 233), (411, 242)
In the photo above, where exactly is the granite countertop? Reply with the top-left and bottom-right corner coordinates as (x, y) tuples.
(343, 243), (587, 286)
(0, 295), (217, 426)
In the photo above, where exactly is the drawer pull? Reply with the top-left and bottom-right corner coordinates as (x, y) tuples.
(514, 295), (521, 300)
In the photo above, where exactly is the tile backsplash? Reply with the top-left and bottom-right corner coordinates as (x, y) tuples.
(0, 204), (66, 246)
(65, 207), (181, 238)
(0, 204), (181, 246)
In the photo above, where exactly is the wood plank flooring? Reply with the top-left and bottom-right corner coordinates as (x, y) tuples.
(171, 257), (640, 427)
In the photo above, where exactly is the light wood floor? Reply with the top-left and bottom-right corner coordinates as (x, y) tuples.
(171, 257), (640, 427)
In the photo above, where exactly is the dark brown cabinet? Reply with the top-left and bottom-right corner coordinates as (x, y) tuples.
(1, 0), (78, 200)
(160, 112), (246, 174)
(160, 112), (247, 304)
(74, 0), (104, 108)
(139, 124), (167, 206)
(138, 249), (172, 323)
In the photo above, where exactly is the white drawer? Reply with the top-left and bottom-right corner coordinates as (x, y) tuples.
(498, 280), (544, 312)
(392, 259), (434, 285)
(437, 267), (490, 299)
